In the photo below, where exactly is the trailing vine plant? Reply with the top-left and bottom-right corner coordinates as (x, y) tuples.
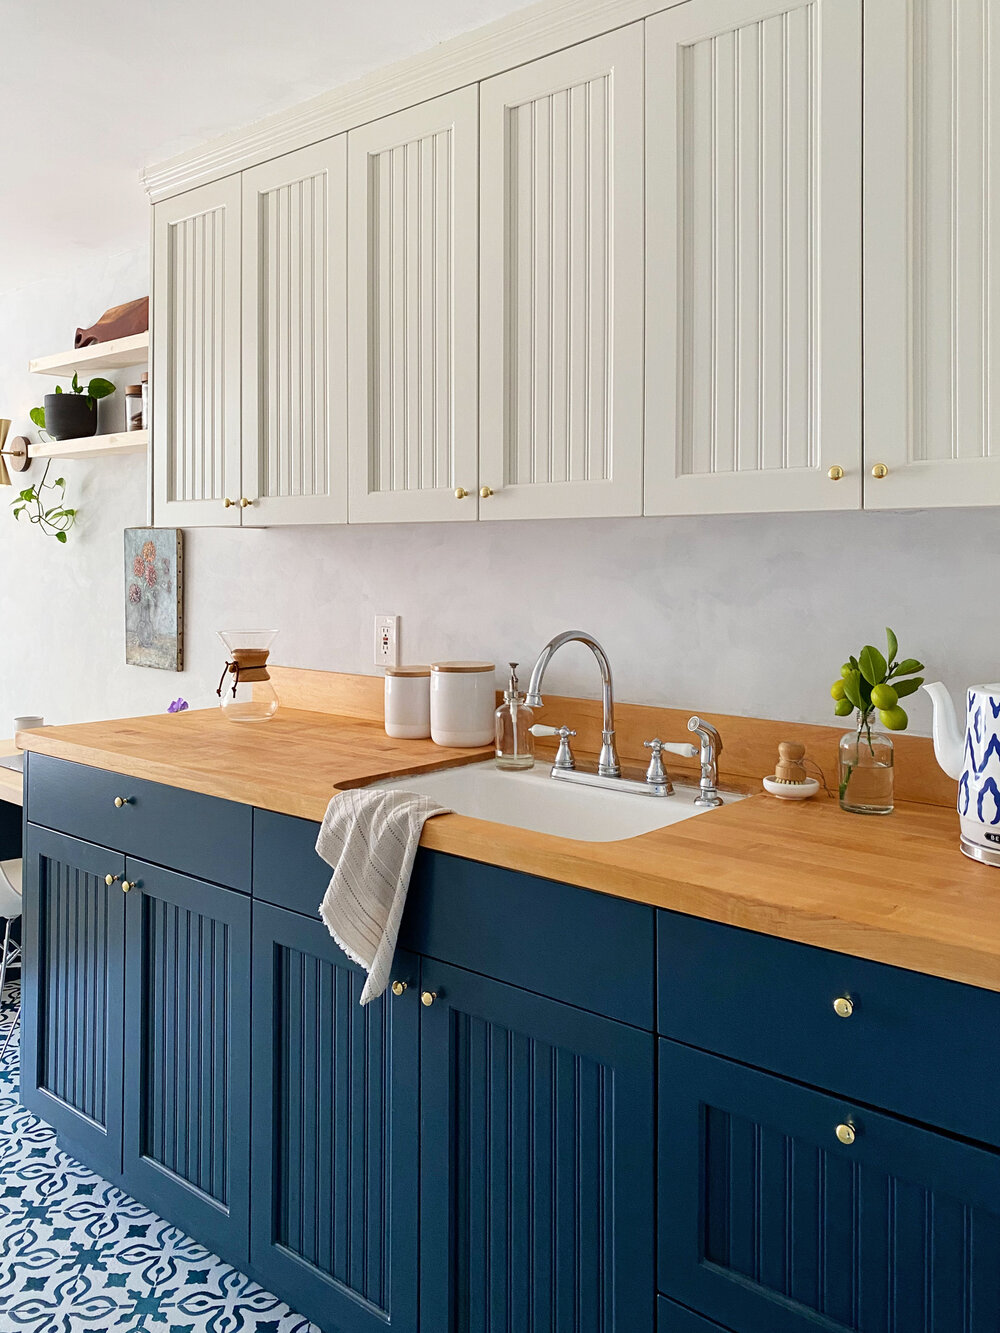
(11, 461), (77, 543)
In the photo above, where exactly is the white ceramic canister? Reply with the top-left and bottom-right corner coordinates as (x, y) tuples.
(430, 662), (496, 747)
(384, 666), (431, 739)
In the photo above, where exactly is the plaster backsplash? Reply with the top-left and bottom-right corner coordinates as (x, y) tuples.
(0, 248), (992, 738)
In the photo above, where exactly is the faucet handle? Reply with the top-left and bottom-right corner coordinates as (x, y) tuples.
(530, 724), (577, 770)
(645, 738), (698, 759)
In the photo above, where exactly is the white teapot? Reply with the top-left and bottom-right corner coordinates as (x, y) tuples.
(924, 681), (1000, 865)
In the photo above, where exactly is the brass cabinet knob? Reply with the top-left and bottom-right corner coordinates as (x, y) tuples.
(121, 880), (133, 894)
(104, 874), (119, 887)
(833, 996), (854, 1019)
(480, 486), (494, 498)
(421, 990), (437, 1007)
(871, 463), (889, 479)
(223, 497), (235, 508)
(454, 487), (469, 499)
(835, 1122), (856, 1145)
(239, 496), (253, 507)
(391, 981), (407, 997)
(827, 465), (845, 481)
(113, 796), (131, 808)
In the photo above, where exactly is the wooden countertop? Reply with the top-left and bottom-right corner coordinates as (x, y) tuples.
(20, 707), (995, 993)
(0, 740), (23, 806)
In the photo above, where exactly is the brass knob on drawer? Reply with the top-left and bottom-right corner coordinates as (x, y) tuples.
(104, 874), (119, 887)
(454, 487), (469, 499)
(833, 996), (854, 1018)
(480, 486), (494, 498)
(827, 465), (845, 481)
(113, 796), (132, 808)
(835, 1122), (856, 1145)
(391, 981), (407, 997)
(421, 990), (437, 1007)
(871, 463), (889, 479)
(223, 497), (235, 508)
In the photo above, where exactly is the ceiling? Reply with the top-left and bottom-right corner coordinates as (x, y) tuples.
(1, 0), (532, 295)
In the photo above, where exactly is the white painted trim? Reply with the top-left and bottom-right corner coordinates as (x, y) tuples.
(141, 0), (685, 202)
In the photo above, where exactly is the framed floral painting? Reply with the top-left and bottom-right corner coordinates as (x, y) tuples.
(124, 528), (183, 670)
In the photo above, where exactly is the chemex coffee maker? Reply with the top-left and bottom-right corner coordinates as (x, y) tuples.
(216, 629), (279, 723)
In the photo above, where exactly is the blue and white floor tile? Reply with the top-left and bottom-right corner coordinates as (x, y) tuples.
(0, 978), (320, 1333)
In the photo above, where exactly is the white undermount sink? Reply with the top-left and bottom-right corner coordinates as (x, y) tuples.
(370, 760), (743, 843)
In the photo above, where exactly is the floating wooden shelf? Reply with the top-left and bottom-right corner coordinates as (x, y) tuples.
(28, 332), (149, 378)
(28, 429), (148, 461)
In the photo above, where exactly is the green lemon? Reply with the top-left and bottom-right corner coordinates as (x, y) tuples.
(878, 705), (908, 731)
(870, 683), (898, 709)
(840, 662), (853, 678)
(834, 698), (853, 717)
(831, 679), (847, 701)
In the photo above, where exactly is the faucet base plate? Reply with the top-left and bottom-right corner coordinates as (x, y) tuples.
(550, 765), (674, 798)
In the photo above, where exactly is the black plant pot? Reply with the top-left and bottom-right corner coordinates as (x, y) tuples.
(43, 392), (98, 441)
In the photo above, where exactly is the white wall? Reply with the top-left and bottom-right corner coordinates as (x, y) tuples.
(0, 251), (991, 739)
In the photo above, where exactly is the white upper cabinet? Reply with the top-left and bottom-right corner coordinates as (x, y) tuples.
(347, 89), (479, 523)
(242, 139), (348, 525)
(152, 177), (243, 526)
(644, 0), (863, 515)
(865, 0), (1000, 509)
(478, 27), (644, 520)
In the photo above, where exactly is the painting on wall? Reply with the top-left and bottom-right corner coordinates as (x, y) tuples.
(124, 528), (183, 670)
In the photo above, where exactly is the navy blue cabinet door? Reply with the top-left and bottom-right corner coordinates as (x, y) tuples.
(419, 961), (656, 1333)
(659, 1038), (1000, 1333)
(250, 903), (419, 1333)
(121, 860), (252, 1271)
(20, 825), (126, 1180)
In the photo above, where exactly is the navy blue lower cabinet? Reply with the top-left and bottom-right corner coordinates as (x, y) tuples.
(419, 961), (656, 1333)
(121, 860), (252, 1271)
(658, 1295), (732, 1331)
(250, 903), (419, 1333)
(20, 824), (126, 1180)
(659, 1038), (1000, 1333)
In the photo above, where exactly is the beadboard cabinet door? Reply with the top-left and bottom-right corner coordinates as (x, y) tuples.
(242, 139), (349, 525)
(152, 176), (243, 526)
(478, 27), (644, 520)
(419, 960), (655, 1333)
(864, 0), (1000, 508)
(347, 90), (479, 523)
(645, 0), (863, 515)
(122, 861), (251, 1273)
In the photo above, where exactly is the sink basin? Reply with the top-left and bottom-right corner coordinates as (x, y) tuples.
(369, 760), (743, 842)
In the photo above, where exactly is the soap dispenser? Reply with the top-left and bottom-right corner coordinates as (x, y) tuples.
(495, 662), (535, 769)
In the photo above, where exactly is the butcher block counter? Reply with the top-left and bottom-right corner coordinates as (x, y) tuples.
(17, 701), (996, 993)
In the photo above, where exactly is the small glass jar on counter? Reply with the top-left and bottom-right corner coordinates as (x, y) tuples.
(125, 384), (144, 431)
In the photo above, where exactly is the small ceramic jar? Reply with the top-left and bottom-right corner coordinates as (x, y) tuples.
(384, 666), (431, 739)
(430, 662), (496, 747)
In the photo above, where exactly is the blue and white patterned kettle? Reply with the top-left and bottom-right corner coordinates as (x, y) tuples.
(924, 681), (1000, 865)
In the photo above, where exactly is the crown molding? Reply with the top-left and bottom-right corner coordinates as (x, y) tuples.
(142, 0), (664, 202)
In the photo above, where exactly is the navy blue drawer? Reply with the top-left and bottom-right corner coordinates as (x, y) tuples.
(253, 810), (655, 1028)
(658, 1297), (730, 1332)
(658, 909), (1000, 1148)
(27, 754), (251, 892)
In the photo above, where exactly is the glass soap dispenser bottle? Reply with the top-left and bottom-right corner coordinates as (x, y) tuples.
(495, 662), (534, 769)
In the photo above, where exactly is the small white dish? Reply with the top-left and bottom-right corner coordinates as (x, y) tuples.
(762, 775), (819, 800)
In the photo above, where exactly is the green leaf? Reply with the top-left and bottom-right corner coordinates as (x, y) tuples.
(29, 406), (45, 428)
(54, 383), (62, 394)
(843, 669), (864, 711)
(891, 658), (924, 677)
(894, 676), (924, 699)
(849, 655), (860, 671)
(859, 645), (888, 686)
(87, 377), (116, 400)
(886, 627), (898, 665)
(55, 530), (67, 543)
(71, 372), (79, 393)
(53, 478), (65, 488)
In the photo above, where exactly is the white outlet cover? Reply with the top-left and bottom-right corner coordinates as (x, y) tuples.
(374, 614), (400, 668)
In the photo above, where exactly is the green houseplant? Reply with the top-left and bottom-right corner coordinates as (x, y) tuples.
(30, 373), (115, 442)
(11, 463), (77, 543)
(830, 628), (924, 815)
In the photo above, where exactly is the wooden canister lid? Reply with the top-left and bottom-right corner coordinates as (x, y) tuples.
(431, 661), (495, 673)
(385, 664), (431, 677)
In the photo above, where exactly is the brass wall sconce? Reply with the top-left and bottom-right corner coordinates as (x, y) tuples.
(0, 420), (32, 486)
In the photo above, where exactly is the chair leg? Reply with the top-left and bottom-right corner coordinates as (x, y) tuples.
(0, 1002), (19, 1061)
(0, 918), (11, 1011)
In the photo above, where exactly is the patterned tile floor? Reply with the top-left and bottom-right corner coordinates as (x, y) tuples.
(0, 977), (320, 1333)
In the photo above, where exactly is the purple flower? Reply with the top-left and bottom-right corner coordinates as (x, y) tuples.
(167, 698), (189, 714)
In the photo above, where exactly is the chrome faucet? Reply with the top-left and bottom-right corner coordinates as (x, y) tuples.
(688, 716), (723, 807)
(525, 630), (621, 776)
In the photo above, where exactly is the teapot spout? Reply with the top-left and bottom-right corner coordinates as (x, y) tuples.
(922, 682), (965, 781)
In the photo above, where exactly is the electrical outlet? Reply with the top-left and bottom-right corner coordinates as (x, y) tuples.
(374, 614), (400, 669)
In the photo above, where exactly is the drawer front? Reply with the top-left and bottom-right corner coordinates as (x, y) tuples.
(27, 754), (251, 891)
(658, 909), (1000, 1147)
(253, 811), (655, 1028)
(659, 1038), (1000, 1333)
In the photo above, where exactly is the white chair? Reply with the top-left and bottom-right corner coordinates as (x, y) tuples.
(0, 859), (22, 1059)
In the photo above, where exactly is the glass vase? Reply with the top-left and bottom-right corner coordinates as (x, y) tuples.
(838, 714), (894, 814)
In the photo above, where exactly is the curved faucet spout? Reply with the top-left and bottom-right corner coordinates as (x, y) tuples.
(525, 630), (620, 777)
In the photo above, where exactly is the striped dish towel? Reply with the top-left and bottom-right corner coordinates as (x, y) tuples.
(316, 787), (450, 1005)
